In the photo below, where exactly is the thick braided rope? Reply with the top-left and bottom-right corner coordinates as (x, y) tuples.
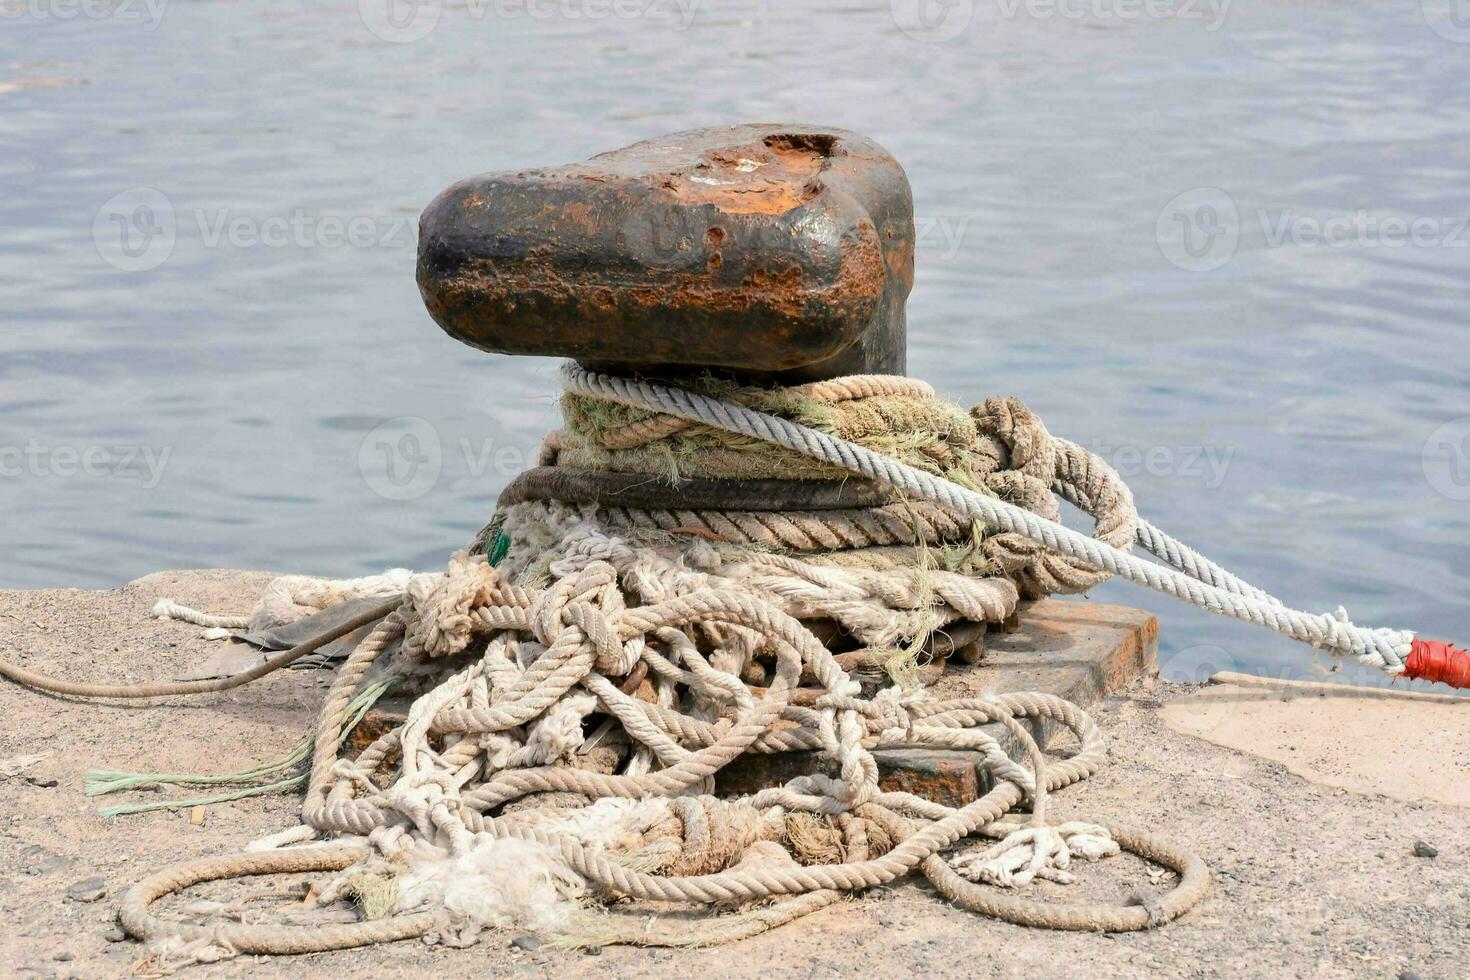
(599, 500), (969, 552)
(562, 364), (1413, 673)
(591, 375), (937, 449)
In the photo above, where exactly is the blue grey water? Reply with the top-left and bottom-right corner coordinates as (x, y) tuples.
(2, 1), (1468, 688)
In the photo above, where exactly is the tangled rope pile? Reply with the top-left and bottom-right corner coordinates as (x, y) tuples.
(7, 366), (1466, 966)
(122, 544), (1209, 960)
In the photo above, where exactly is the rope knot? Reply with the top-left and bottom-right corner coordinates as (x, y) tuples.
(868, 686), (915, 739)
(526, 561), (639, 673)
(972, 396), (1057, 482)
(404, 551), (500, 660)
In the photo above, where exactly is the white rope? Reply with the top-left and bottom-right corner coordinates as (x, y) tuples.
(561, 364), (1413, 674)
(150, 598), (249, 630)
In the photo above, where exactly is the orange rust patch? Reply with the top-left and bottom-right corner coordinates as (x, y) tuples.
(664, 135), (830, 215)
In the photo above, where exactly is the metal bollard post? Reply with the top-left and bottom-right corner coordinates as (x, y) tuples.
(416, 124), (914, 384)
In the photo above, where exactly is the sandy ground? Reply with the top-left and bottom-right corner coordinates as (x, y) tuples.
(1, 570), (1466, 979)
(1162, 679), (1470, 809)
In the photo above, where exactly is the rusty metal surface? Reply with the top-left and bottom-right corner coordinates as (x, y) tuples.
(417, 124), (914, 383)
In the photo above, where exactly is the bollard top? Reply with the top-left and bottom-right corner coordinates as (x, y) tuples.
(416, 124), (913, 383)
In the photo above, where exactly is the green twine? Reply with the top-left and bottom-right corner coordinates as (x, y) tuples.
(87, 675), (398, 818)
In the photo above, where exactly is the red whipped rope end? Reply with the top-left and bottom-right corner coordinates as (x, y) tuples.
(1403, 637), (1470, 689)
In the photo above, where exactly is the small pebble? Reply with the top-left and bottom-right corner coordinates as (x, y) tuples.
(510, 935), (542, 952)
(1399, 970), (1422, 980)
(189, 806), (205, 827)
(65, 876), (107, 903)
(53, 951), (73, 962)
(103, 926), (127, 943)
(585, 945), (602, 956)
(1412, 841), (1438, 859)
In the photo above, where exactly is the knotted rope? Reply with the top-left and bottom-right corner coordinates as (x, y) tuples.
(14, 366), (1464, 964)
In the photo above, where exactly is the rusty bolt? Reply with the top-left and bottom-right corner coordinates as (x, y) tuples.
(416, 124), (914, 384)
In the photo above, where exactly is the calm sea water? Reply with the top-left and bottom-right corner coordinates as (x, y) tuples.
(3, 1), (1467, 686)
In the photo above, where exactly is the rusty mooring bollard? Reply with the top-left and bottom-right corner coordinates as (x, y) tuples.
(416, 124), (914, 383)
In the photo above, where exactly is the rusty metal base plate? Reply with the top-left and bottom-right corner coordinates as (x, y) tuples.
(355, 599), (1156, 809)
